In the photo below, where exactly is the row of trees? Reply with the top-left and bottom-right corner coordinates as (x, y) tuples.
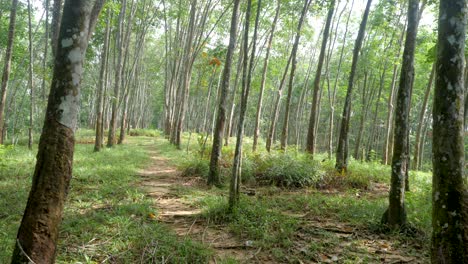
(0, 0), (465, 262)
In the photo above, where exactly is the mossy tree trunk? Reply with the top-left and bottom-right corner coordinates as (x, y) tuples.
(382, 0), (419, 228)
(431, 0), (467, 262)
(10, 0), (104, 262)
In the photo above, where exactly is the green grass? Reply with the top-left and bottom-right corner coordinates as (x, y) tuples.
(0, 134), (211, 263)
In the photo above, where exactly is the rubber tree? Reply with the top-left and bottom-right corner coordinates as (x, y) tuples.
(252, 0), (280, 152)
(431, 0), (467, 262)
(306, 0), (335, 155)
(207, 0), (241, 187)
(381, 0), (419, 228)
(230, 0), (258, 209)
(94, 9), (111, 152)
(0, 0), (18, 144)
(11, 0), (104, 262)
(280, 0), (311, 150)
(335, 0), (372, 172)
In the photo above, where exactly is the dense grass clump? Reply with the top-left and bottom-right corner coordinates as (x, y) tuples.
(128, 128), (161, 137)
(180, 157), (210, 178)
(255, 152), (324, 188)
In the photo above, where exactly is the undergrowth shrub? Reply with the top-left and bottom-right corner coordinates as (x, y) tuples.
(256, 153), (324, 188)
(128, 129), (160, 137)
(179, 157), (209, 178)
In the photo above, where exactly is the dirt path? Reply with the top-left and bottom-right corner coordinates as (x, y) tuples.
(137, 146), (427, 263)
(138, 150), (261, 263)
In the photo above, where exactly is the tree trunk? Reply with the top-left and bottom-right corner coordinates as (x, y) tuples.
(174, 0), (197, 149)
(51, 0), (63, 57)
(431, 0), (467, 261)
(252, 0), (279, 152)
(381, 0), (419, 229)
(11, 1), (104, 262)
(27, 0), (34, 150)
(266, 53), (292, 152)
(230, 0), (258, 209)
(41, 0), (50, 100)
(280, 0), (311, 151)
(327, 0), (354, 158)
(306, 0), (335, 155)
(0, 0), (18, 144)
(412, 64), (434, 169)
(94, 10), (110, 152)
(335, 0), (372, 172)
(108, 0), (126, 147)
(207, 0), (241, 187)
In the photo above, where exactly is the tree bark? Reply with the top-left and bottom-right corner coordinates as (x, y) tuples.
(335, 0), (372, 172)
(108, 0), (126, 147)
(412, 64), (434, 169)
(252, 0), (279, 152)
(431, 0), (467, 261)
(94, 9), (111, 152)
(280, 0), (312, 150)
(381, 0), (419, 229)
(230, 0), (258, 209)
(11, 1), (104, 262)
(207, 0), (240, 187)
(27, 0), (34, 150)
(306, 0), (335, 155)
(0, 0), (18, 144)
(51, 0), (63, 58)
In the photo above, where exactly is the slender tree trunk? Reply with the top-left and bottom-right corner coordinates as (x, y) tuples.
(95, 10), (110, 152)
(326, 0), (354, 158)
(381, 0), (419, 228)
(354, 74), (377, 160)
(306, 0), (335, 155)
(0, 0), (18, 144)
(41, 0), (50, 100)
(174, 0), (197, 149)
(11, 1), (104, 262)
(431, 0), (467, 261)
(27, 0), (34, 150)
(207, 0), (240, 187)
(252, 0), (279, 152)
(266, 53), (292, 152)
(335, 0), (372, 172)
(108, 0), (126, 147)
(230, 0), (258, 209)
(280, 0), (311, 150)
(412, 64), (434, 169)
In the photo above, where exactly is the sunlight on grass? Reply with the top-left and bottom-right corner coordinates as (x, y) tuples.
(0, 134), (211, 263)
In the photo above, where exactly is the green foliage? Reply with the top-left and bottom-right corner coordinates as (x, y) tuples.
(128, 129), (161, 137)
(256, 152), (324, 188)
(179, 156), (210, 178)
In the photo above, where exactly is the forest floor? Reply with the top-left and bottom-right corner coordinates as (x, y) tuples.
(138, 137), (429, 263)
(0, 132), (431, 263)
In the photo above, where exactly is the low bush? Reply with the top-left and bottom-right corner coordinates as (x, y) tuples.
(128, 129), (160, 137)
(256, 152), (324, 188)
(179, 157), (210, 178)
